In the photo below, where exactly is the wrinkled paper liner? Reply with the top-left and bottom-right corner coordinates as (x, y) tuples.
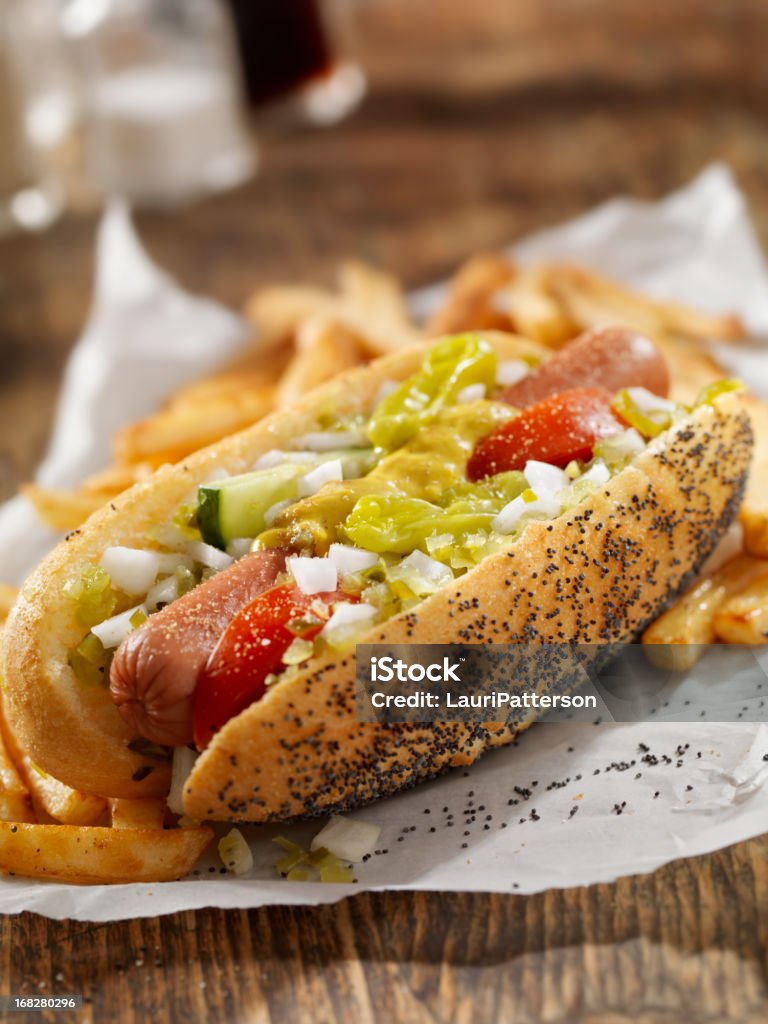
(1, 165), (768, 920)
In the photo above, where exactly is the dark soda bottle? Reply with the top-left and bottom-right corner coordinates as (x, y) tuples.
(224, 0), (334, 108)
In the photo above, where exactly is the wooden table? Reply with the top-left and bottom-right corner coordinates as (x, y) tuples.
(2, 2), (768, 1020)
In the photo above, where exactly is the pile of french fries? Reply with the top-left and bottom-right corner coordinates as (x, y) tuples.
(22, 260), (421, 531)
(2, 253), (768, 883)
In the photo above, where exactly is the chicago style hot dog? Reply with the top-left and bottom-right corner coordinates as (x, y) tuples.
(0, 329), (752, 819)
(110, 548), (288, 746)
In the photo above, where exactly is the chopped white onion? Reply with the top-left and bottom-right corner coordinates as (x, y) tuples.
(187, 541), (233, 572)
(254, 449), (286, 470)
(91, 605), (146, 649)
(625, 386), (677, 415)
(293, 430), (369, 451)
(310, 816), (381, 862)
(456, 383), (486, 404)
(204, 467), (230, 484)
(288, 556), (338, 595)
(154, 552), (194, 574)
(328, 543), (379, 576)
(145, 575), (178, 611)
(166, 746), (198, 815)
(496, 359), (530, 387)
(100, 547), (160, 595)
(578, 460), (611, 487)
(601, 427), (645, 459)
(524, 460), (568, 496)
(264, 498), (292, 527)
(321, 602), (376, 636)
(493, 492), (561, 535)
(226, 538), (253, 560)
(298, 458), (343, 497)
(401, 549), (453, 584)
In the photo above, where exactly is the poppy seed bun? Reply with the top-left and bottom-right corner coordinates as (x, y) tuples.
(185, 388), (752, 821)
(0, 335), (752, 809)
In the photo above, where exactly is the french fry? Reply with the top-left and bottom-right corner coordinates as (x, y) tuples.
(425, 252), (515, 336)
(0, 822), (213, 884)
(713, 576), (768, 644)
(79, 461), (155, 496)
(22, 469), (154, 532)
(246, 263), (419, 357)
(0, 737), (35, 824)
(161, 369), (283, 414)
(650, 333), (727, 405)
(739, 396), (768, 557)
(245, 285), (338, 343)
(276, 316), (363, 408)
(643, 555), (768, 669)
(549, 265), (744, 343)
(337, 260), (420, 355)
(19, 757), (107, 826)
(110, 798), (167, 830)
(221, 336), (295, 381)
(742, 510), (768, 560)
(495, 266), (576, 347)
(549, 266), (668, 337)
(113, 386), (275, 465)
(338, 259), (406, 315)
(21, 485), (109, 533)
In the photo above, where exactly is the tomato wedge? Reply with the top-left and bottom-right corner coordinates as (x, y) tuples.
(192, 583), (347, 750)
(467, 387), (621, 481)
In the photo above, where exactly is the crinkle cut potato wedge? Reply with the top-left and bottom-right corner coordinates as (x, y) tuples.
(0, 822), (213, 885)
(0, 335), (754, 824)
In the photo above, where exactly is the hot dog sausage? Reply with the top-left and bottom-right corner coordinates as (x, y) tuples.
(110, 549), (287, 746)
(499, 326), (669, 408)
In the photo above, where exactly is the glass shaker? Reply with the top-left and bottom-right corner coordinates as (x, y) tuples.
(61, 0), (256, 207)
(0, 0), (76, 235)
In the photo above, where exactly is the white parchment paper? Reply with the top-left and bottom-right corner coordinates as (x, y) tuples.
(2, 164), (768, 921)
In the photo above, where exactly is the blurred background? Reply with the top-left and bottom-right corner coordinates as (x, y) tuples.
(2, 0), (768, 502)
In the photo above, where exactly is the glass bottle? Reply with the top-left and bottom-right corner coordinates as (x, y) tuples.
(61, 0), (256, 207)
(0, 0), (75, 235)
(225, 0), (366, 127)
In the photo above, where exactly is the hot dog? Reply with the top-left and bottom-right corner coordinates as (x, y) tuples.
(499, 326), (670, 407)
(0, 330), (752, 815)
(110, 548), (287, 746)
(111, 328), (659, 746)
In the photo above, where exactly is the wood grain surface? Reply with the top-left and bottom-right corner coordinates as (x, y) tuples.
(2, 831), (768, 1023)
(1, 2), (768, 1020)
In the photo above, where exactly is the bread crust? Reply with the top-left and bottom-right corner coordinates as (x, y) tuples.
(0, 335), (752, 812)
(0, 334), (544, 798)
